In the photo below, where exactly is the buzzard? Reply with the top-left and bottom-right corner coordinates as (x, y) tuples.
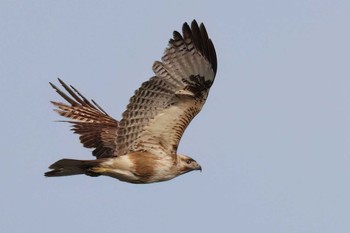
(45, 20), (217, 183)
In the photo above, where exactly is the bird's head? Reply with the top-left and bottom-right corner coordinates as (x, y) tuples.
(176, 154), (202, 175)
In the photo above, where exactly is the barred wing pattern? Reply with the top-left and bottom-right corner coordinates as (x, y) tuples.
(50, 79), (119, 158)
(115, 20), (217, 157)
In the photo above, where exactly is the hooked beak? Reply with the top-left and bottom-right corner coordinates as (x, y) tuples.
(196, 165), (202, 172)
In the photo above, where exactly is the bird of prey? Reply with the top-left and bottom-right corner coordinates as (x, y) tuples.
(45, 20), (217, 184)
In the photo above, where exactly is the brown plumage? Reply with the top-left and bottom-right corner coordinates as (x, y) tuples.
(45, 20), (217, 184)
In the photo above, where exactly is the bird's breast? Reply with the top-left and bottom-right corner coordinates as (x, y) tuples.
(128, 151), (178, 183)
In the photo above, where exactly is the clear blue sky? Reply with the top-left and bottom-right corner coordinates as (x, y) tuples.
(1, 1), (349, 232)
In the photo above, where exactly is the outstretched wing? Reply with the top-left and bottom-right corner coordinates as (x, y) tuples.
(115, 20), (217, 157)
(50, 79), (119, 158)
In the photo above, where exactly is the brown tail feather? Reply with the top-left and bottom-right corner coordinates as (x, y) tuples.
(45, 159), (101, 177)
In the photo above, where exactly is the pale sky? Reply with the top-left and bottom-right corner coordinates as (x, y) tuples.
(1, 1), (349, 233)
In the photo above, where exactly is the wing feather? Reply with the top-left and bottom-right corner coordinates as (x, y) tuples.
(50, 79), (119, 158)
(115, 20), (217, 157)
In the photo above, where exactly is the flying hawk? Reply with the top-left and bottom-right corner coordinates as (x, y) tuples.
(45, 20), (217, 184)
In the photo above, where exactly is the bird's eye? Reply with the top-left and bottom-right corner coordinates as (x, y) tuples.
(186, 159), (192, 164)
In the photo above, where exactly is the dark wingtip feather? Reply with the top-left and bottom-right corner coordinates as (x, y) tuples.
(50, 79), (109, 113)
(180, 20), (217, 76)
(49, 80), (77, 106)
(193, 20), (217, 75)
